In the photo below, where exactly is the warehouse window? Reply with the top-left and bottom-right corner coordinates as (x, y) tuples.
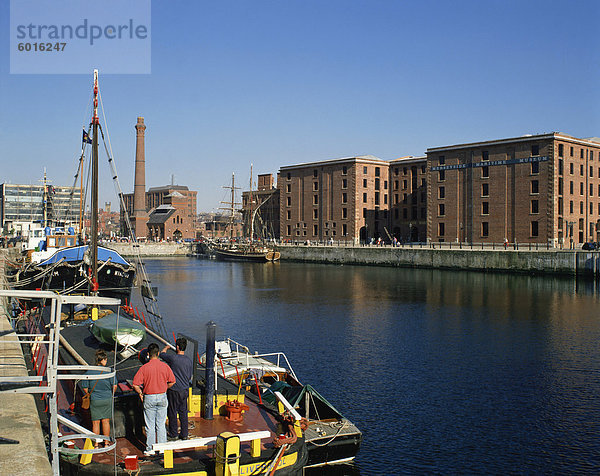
(531, 180), (539, 194)
(482, 183), (489, 197)
(439, 203), (445, 216)
(482, 222), (489, 237)
(482, 202), (489, 215)
(531, 200), (539, 214)
(531, 162), (539, 174)
(439, 186), (445, 199)
(438, 223), (445, 236)
(531, 221), (539, 237)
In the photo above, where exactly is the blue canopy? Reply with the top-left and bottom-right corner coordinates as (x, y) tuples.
(39, 245), (131, 267)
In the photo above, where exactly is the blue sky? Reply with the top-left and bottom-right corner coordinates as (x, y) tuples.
(1, 0), (599, 211)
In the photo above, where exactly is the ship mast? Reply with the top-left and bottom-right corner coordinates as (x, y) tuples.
(90, 69), (99, 294)
(220, 173), (239, 244)
(42, 169), (48, 228)
(249, 164), (253, 241)
(229, 173), (235, 242)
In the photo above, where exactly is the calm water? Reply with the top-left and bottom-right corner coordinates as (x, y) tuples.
(132, 258), (600, 474)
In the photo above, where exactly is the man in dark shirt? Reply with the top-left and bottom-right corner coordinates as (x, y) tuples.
(160, 337), (193, 440)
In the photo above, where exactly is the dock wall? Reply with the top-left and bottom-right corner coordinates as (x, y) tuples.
(276, 245), (600, 277)
(0, 248), (52, 475)
(106, 241), (189, 257)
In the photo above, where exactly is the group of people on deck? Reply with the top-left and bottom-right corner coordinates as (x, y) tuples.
(82, 337), (193, 456)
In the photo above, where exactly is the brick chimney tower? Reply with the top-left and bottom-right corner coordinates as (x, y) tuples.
(133, 117), (148, 238)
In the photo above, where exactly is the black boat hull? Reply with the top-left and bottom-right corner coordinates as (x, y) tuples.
(13, 261), (135, 303)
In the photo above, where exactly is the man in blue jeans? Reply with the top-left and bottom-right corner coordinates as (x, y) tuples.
(161, 337), (193, 440)
(132, 343), (176, 456)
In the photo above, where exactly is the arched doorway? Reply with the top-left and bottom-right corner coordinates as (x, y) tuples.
(410, 226), (419, 242)
(173, 229), (182, 241)
(359, 226), (368, 244)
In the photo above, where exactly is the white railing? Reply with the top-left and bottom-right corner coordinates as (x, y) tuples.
(223, 337), (298, 382)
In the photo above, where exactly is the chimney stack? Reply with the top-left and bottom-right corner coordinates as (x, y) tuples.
(133, 117), (148, 238)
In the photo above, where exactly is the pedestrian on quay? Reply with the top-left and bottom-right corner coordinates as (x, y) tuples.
(160, 337), (193, 440)
(132, 342), (176, 456)
(81, 349), (116, 448)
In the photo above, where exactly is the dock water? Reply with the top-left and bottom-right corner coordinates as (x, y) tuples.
(0, 248), (52, 475)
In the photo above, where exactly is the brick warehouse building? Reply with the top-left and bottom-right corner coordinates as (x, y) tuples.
(279, 156), (393, 244)
(427, 133), (600, 247)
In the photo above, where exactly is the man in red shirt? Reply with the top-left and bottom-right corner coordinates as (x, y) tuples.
(133, 343), (176, 455)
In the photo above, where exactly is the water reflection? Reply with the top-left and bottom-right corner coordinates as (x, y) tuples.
(135, 259), (600, 474)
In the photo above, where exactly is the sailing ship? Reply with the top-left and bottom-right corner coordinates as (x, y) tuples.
(210, 172), (280, 262)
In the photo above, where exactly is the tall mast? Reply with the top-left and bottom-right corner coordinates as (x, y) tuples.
(42, 169), (48, 228)
(220, 173), (239, 243)
(249, 164), (253, 241)
(91, 69), (99, 293)
(230, 173), (235, 243)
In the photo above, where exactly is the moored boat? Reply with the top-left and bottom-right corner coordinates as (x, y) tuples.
(202, 338), (362, 467)
(212, 243), (280, 262)
(9, 244), (136, 303)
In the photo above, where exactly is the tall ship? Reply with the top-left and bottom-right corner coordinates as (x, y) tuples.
(211, 173), (280, 262)
(1, 70), (359, 475)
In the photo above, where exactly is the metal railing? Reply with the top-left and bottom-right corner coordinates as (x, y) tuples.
(0, 290), (120, 476)
(222, 337), (298, 382)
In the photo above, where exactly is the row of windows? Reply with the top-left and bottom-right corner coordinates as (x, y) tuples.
(558, 160), (600, 177)
(558, 180), (600, 197)
(392, 179), (426, 191)
(393, 192), (426, 205)
(558, 144), (596, 160)
(285, 224), (348, 236)
(393, 207), (426, 220)
(285, 210), (349, 221)
(558, 199), (600, 216)
(392, 165), (426, 176)
(437, 221), (540, 237)
(438, 200), (540, 217)
(437, 181), (540, 199)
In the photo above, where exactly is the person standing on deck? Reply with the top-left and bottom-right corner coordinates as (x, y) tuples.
(161, 337), (193, 440)
(132, 343), (176, 455)
(81, 349), (116, 447)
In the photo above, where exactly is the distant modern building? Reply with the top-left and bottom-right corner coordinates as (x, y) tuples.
(241, 173), (280, 240)
(279, 156), (392, 244)
(0, 182), (81, 233)
(426, 132), (600, 246)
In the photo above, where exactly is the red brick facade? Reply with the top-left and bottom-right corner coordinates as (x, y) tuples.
(427, 133), (600, 246)
(279, 156), (392, 243)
